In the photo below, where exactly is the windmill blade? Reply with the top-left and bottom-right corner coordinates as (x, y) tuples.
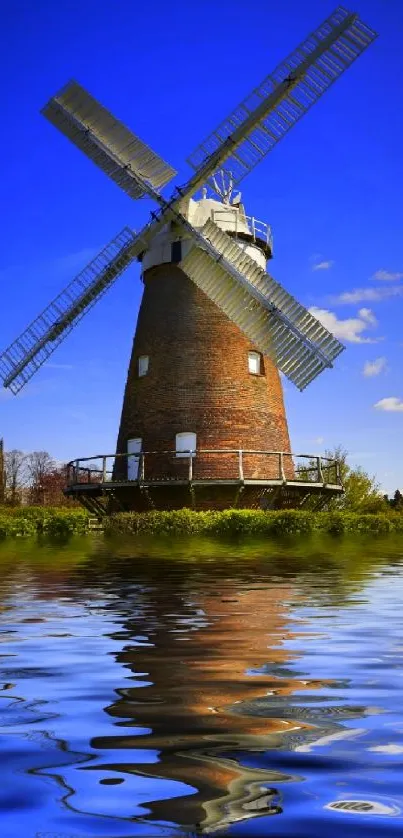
(201, 219), (343, 362)
(0, 228), (141, 395)
(0, 170), (185, 396)
(186, 7), (377, 196)
(179, 220), (344, 390)
(42, 81), (176, 199)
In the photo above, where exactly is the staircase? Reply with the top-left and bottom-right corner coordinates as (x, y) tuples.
(87, 516), (104, 532)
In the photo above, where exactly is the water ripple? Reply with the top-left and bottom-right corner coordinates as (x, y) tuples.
(0, 537), (402, 836)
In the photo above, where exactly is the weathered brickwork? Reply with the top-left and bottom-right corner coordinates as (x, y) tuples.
(116, 263), (293, 491)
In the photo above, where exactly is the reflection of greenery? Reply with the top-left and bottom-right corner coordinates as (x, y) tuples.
(0, 512), (401, 617)
(87, 532), (403, 610)
(0, 530), (400, 604)
(0, 523), (401, 614)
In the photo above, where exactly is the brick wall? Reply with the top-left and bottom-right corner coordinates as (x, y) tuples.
(115, 263), (292, 488)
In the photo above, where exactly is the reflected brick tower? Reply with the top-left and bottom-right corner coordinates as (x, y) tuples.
(115, 196), (292, 506)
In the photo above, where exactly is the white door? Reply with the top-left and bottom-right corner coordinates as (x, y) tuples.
(127, 438), (142, 480)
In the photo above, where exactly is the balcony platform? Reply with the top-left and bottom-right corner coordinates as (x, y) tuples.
(64, 450), (343, 516)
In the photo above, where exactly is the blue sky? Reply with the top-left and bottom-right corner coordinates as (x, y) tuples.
(0, 0), (402, 494)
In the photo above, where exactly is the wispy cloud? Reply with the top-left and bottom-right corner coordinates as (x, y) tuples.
(363, 357), (387, 377)
(0, 376), (62, 402)
(369, 744), (403, 754)
(67, 410), (88, 422)
(312, 260), (334, 271)
(333, 286), (403, 304)
(372, 269), (403, 282)
(309, 306), (380, 344)
(44, 363), (74, 371)
(374, 397), (403, 412)
(0, 247), (98, 287)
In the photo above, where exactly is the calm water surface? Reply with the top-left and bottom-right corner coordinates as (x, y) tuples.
(0, 535), (403, 837)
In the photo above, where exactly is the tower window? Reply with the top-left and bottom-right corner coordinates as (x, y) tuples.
(138, 355), (149, 377)
(176, 431), (197, 458)
(171, 241), (182, 263)
(248, 351), (262, 375)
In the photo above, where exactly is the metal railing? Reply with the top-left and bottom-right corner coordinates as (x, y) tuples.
(66, 450), (342, 488)
(211, 209), (273, 251)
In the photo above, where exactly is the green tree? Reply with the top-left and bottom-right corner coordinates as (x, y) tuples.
(390, 489), (403, 512)
(324, 446), (387, 513)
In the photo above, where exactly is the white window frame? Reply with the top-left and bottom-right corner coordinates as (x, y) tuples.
(176, 431), (197, 458)
(138, 355), (149, 377)
(248, 351), (261, 375)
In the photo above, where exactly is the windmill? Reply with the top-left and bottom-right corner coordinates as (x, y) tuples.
(0, 7), (377, 513)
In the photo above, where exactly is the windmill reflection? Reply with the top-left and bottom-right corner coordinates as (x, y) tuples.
(88, 579), (327, 832)
(0, 545), (384, 834)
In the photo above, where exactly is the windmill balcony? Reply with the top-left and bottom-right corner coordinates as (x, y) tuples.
(210, 208), (273, 258)
(64, 450), (343, 515)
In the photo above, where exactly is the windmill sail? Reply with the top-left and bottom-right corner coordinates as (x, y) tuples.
(42, 81), (177, 199)
(0, 228), (139, 394)
(180, 220), (344, 390)
(186, 7), (377, 196)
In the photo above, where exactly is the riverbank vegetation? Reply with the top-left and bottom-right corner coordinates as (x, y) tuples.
(1, 506), (402, 540)
(0, 507), (89, 539)
(104, 508), (403, 537)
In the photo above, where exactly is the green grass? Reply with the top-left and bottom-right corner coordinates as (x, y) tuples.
(0, 507), (90, 539)
(0, 507), (402, 541)
(104, 509), (403, 537)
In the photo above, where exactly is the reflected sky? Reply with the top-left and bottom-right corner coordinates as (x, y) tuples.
(0, 536), (402, 836)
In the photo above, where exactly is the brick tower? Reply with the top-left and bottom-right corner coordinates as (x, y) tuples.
(115, 196), (292, 506)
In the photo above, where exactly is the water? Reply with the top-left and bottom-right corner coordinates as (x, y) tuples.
(0, 535), (402, 837)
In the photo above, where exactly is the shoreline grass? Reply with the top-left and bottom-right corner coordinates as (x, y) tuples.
(104, 509), (403, 537)
(0, 507), (402, 540)
(0, 507), (89, 539)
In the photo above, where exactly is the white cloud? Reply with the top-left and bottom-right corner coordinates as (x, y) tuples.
(363, 357), (387, 377)
(372, 269), (403, 282)
(312, 260), (334, 271)
(309, 306), (380, 343)
(374, 397), (403, 412)
(359, 307), (377, 325)
(334, 286), (403, 304)
(369, 744), (403, 754)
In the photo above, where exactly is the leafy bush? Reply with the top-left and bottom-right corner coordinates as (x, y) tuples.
(0, 507), (89, 539)
(206, 509), (314, 536)
(42, 510), (89, 538)
(0, 514), (37, 539)
(105, 509), (403, 538)
(0, 506), (402, 542)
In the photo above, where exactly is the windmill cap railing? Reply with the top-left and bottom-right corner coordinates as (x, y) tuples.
(66, 449), (343, 487)
(210, 209), (273, 252)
